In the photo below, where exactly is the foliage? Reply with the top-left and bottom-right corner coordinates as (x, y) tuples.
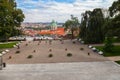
(80, 8), (105, 44)
(109, 0), (120, 17)
(48, 54), (53, 57)
(80, 48), (84, 50)
(64, 15), (80, 39)
(103, 37), (114, 52)
(0, 0), (25, 42)
(95, 45), (120, 56)
(80, 0), (120, 44)
(115, 61), (120, 64)
(27, 55), (33, 59)
(73, 41), (76, 44)
(67, 53), (72, 57)
(104, 0), (120, 39)
(15, 50), (20, 54)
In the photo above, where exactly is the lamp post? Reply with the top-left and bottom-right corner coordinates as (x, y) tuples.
(0, 54), (3, 70)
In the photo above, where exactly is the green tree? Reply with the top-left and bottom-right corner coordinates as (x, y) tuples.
(80, 11), (91, 42)
(80, 8), (105, 43)
(109, 0), (120, 17)
(64, 15), (79, 39)
(103, 37), (114, 52)
(108, 0), (120, 39)
(0, 0), (24, 41)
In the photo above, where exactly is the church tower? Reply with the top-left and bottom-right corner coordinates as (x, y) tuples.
(50, 20), (57, 30)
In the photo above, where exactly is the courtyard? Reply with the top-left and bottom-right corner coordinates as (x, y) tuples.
(0, 40), (120, 80)
(3, 40), (108, 64)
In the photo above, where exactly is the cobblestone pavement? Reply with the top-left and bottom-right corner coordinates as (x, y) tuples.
(0, 61), (120, 80)
(3, 40), (108, 64)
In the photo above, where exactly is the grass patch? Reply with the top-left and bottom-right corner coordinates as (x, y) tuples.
(0, 42), (18, 49)
(115, 61), (120, 64)
(95, 45), (120, 57)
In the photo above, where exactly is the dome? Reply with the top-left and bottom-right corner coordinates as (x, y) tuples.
(50, 20), (57, 30)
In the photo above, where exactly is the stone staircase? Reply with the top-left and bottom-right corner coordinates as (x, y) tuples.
(0, 61), (120, 80)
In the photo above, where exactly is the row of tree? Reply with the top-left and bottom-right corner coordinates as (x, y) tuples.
(64, 0), (120, 44)
(0, 0), (24, 41)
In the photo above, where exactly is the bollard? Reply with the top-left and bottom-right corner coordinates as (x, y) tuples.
(3, 63), (6, 67)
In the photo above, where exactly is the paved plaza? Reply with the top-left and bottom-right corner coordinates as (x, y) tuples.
(1, 40), (120, 80)
(3, 40), (108, 64)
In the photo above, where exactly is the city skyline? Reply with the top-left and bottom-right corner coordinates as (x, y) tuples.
(16, 0), (116, 22)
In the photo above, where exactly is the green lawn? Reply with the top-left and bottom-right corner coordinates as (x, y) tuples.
(115, 61), (120, 64)
(95, 45), (120, 57)
(0, 42), (18, 49)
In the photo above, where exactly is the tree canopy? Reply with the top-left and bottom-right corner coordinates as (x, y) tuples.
(0, 0), (25, 41)
(109, 0), (120, 17)
(64, 15), (79, 39)
(80, 8), (105, 43)
(104, 0), (120, 38)
(80, 0), (120, 43)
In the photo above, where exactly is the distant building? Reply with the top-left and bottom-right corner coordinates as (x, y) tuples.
(50, 20), (57, 30)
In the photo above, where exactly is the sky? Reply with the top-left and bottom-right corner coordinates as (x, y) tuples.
(15, 0), (117, 23)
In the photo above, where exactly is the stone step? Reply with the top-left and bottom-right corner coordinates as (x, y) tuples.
(0, 61), (120, 80)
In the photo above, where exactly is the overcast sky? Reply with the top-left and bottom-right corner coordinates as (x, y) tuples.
(16, 0), (116, 23)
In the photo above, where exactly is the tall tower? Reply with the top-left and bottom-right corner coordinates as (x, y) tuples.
(50, 20), (57, 30)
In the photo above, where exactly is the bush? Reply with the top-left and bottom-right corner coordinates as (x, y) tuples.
(103, 37), (114, 52)
(15, 50), (20, 54)
(80, 48), (84, 50)
(73, 41), (76, 44)
(48, 54), (53, 57)
(67, 53), (72, 57)
(115, 61), (120, 64)
(27, 55), (33, 59)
